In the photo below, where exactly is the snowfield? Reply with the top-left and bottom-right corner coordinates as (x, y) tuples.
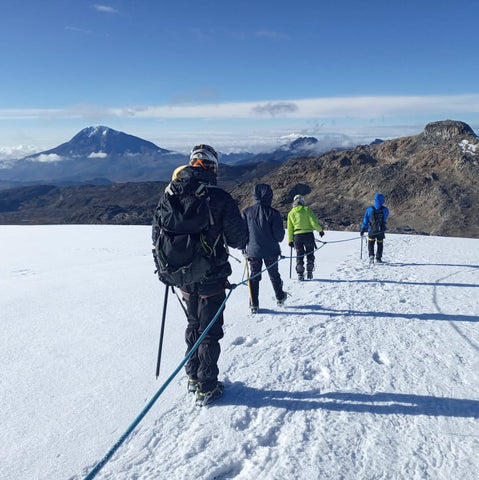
(1, 225), (478, 480)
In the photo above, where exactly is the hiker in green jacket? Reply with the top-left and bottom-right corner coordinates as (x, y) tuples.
(287, 194), (324, 280)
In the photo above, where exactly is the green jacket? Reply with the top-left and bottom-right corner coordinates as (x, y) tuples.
(287, 205), (323, 242)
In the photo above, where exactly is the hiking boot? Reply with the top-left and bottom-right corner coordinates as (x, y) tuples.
(298, 274), (304, 281)
(277, 292), (288, 306)
(196, 382), (224, 407)
(307, 271), (313, 280)
(187, 377), (199, 394)
(375, 258), (383, 264)
(369, 256), (375, 264)
(250, 304), (259, 314)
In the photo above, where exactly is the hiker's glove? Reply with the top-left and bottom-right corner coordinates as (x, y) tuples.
(319, 231), (324, 237)
(288, 242), (294, 248)
(360, 228), (366, 236)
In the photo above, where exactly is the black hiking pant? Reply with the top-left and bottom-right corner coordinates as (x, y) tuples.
(368, 232), (385, 259)
(181, 279), (226, 393)
(248, 256), (285, 307)
(293, 232), (316, 275)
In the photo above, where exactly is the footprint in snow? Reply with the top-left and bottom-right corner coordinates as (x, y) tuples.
(231, 336), (258, 347)
(372, 351), (390, 366)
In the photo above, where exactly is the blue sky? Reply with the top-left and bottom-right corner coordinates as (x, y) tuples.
(1, 0), (479, 156)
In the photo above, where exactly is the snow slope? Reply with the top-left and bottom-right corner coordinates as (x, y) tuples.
(1, 226), (478, 480)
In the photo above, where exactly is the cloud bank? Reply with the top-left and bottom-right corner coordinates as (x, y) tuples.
(1, 94), (478, 122)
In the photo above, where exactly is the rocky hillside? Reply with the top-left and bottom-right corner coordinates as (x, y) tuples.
(0, 182), (167, 225)
(231, 120), (479, 238)
(1, 120), (478, 238)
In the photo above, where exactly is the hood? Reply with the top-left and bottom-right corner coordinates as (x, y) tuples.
(253, 183), (273, 206)
(374, 193), (385, 209)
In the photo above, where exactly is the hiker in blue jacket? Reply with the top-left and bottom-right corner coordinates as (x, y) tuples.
(360, 192), (389, 263)
(242, 183), (287, 313)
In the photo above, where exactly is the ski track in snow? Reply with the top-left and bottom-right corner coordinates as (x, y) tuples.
(69, 233), (479, 480)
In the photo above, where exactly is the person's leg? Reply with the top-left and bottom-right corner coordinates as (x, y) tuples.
(264, 256), (285, 300)
(305, 240), (316, 278)
(248, 257), (262, 308)
(196, 280), (226, 393)
(368, 236), (376, 259)
(294, 236), (305, 277)
(182, 286), (200, 382)
(376, 234), (384, 260)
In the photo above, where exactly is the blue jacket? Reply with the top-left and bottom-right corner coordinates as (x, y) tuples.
(361, 193), (389, 232)
(242, 184), (285, 258)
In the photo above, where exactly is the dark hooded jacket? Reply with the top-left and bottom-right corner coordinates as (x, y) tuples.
(242, 184), (285, 258)
(152, 165), (247, 281)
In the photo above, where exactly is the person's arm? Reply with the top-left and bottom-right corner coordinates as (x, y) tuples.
(383, 207), (390, 230)
(287, 212), (294, 243)
(272, 210), (285, 243)
(308, 208), (323, 233)
(222, 194), (248, 249)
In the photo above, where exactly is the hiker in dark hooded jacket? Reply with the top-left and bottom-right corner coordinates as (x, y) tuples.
(152, 144), (247, 406)
(360, 192), (389, 263)
(242, 184), (287, 313)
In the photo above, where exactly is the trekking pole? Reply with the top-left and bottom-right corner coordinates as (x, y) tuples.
(155, 284), (169, 379)
(289, 246), (293, 279)
(245, 257), (253, 307)
(360, 235), (364, 259)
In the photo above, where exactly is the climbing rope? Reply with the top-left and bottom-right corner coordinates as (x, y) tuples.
(82, 231), (364, 479)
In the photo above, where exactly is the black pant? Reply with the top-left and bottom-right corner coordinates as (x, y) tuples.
(248, 256), (284, 306)
(293, 232), (316, 274)
(181, 279), (226, 392)
(368, 233), (385, 259)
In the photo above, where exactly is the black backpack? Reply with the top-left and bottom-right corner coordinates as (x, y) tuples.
(153, 176), (218, 287)
(369, 206), (385, 235)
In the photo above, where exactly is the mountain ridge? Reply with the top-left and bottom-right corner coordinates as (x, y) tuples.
(0, 120), (478, 238)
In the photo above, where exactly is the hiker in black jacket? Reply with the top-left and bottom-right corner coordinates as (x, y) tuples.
(242, 183), (287, 313)
(153, 144), (247, 406)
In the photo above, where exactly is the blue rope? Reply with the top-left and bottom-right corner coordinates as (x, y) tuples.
(82, 231), (362, 479)
(83, 286), (237, 480)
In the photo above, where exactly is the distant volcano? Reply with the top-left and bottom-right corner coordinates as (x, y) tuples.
(25, 126), (171, 159)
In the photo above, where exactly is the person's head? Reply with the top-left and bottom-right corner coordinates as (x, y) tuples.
(253, 183), (273, 205)
(293, 194), (305, 207)
(189, 144), (218, 175)
(374, 192), (385, 208)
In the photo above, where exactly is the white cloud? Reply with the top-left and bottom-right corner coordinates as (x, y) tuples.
(93, 4), (119, 14)
(34, 153), (62, 163)
(255, 30), (287, 39)
(88, 151), (108, 158)
(0, 94), (478, 123)
(0, 145), (39, 160)
(65, 25), (93, 35)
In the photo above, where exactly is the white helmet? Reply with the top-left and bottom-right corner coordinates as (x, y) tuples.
(189, 144), (218, 174)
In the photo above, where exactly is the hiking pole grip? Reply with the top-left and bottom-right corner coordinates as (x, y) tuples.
(156, 284), (169, 379)
(289, 246), (293, 279)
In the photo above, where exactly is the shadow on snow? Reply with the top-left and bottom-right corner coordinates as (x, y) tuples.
(221, 383), (479, 418)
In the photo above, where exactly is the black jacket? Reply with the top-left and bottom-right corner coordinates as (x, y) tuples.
(152, 166), (247, 281)
(242, 184), (285, 259)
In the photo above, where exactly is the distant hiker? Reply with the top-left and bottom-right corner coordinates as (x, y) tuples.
(360, 192), (389, 264)
(287, 194), (324, 281)
(152, 144), (247, 406)
(242, 183), (287, 313)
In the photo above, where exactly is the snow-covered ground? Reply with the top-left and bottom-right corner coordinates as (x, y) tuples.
(1, 225), (478, 480)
